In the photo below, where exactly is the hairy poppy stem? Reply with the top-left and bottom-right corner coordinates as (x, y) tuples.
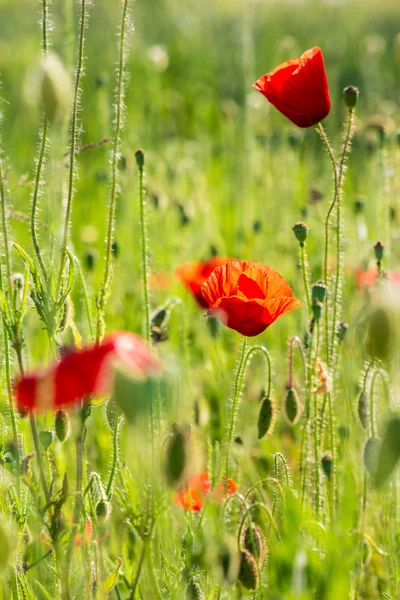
(225, 337), (248, 492)
(31, 119), (49, 281)
(95, 0), (130, 344)
(57, 0), (87, 298)
(311, 322), (321, 518)
(299, 243), (312, 316)
(137, 156), (151, 345)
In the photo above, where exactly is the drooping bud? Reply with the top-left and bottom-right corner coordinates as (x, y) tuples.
(357, 391), (369, 430)
(238, 550), (259, 590)
(39, 430), (54, 450)
(311, 281), (327, 304)
(95, 499), (112, 523)
(312, 300), (323, 322)
(321, 453), (333, 478)
(343, 86), (359, 109)
(364, 437), (380, 476)
(165, 422), (191, 486)
(240, 524), (267, 564)
(135, 149), (145, 170)
(292, 222), (309, 246)
(55, 409), (71, 442)
(284, 387), (302, 425)
(105, 397), (120, 431)
(257, 396), (275, 439)
(374, 241), (384, 264)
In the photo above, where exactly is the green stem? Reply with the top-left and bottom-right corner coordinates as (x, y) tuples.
(106, 408), (120, 497)
(77, 259), (94, 339)
(225, 337), (248, 492)
(138, 161), (151, 344)
(0, 156), (12, 285)
(330, 108), (355, 361)
(95, 0), (130, 344)
(312, 322), (321, 518)
(31, 119), (49, 281)
(299, 242), (312, 316)
(57, 0), (87, 297)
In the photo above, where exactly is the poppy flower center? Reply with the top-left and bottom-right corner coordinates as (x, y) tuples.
(236, 273), (264, 300)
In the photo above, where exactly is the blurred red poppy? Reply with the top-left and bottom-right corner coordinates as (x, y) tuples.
(174, 472), (237, 511)
(16, 332), (160, 412)
(176, 258), (234, 308)
(253, 47), (330, 128)
(355, 267), (400, 290)
(201, 261), (300, 337)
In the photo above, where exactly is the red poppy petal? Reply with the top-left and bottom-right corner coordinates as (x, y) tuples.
(237, 273), (264, 300)
(209, 297), (269, 337)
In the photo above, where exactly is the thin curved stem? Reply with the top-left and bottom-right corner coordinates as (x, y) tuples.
(299, 243), (312, 316)
(106, 409), (120, 497)
(96, 0), (130, 343)
(57, 0), (87, 296)
(225, 337), (248, 491)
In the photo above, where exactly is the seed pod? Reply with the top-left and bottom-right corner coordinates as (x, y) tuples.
(258, 396), (275, 439)
(95, 499), (112, 523)
(358, 391), (369, 430)
(55, 410), (71, 442)
(135, 149), (145, 170)
(284, 387), (302, 425)
(292, 222), (309, 245)
(312, 300), (323, 322)
(240, 524), (267, 564)
(364, 437), (380, 476)
(321, 453), (333, 478)
(39, 430), (54, 450)
(374, 241), (384, 263)
(343, 85), (359, 109)
(311, 281), (327, 304)
(186, 579), (205, 600)
(238, 550), (259, 590)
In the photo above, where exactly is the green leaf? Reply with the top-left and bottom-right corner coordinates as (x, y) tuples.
(373, 415), (400, 488)
(33, 580), (54, 600)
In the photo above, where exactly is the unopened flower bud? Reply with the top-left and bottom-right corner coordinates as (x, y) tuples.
(374, 241), (384, 263)
(321, 453), (333, 478)
(135, 149), (145, 170)
(39, 430), (54, 450)
(165, 423), (190, 486)
(343, 85), (359, 109)
(257, 396), (275, 439)
(55, 410), (71, 442)
(186, 578), (205, 600)
(292, 222), (309, 245)
(312, 300), (323, 321)
(311, 281), (327, 304)
(95, 499), (112, 523)
(358, 391), (369, 430)
(238, 550), (259, 590)
(284, 387), (302, 425)
(240, 524), (267, 564)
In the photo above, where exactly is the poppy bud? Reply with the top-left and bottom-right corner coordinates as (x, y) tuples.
(292, 222), (309, 245)
(321, 453), (333, 478)
(337, 321), (348, 342)
(85, 249), (97, 271)
(105, 397), (120, 431)
(312, 300), (323, 321)
(374, 241), (384, 263)
(55, 410), (71, 442)
(238, 550), (259, 590)
(364, 437), (380, 476)
(311, 281), (327, 304)
(186, 579), (205, 600)
(240, 524), (267, 564)
(357, 391), (369, 430)
(343, 86), (359, 109)
(365, 306), (393, 362)
(135, 149), (145, 170)
(39, 430), (54, 450)
(284, 387), (302, 425)
(257, 396), (275, 439)
(95, 499), (112, 523)
(165, 423), (190, 486)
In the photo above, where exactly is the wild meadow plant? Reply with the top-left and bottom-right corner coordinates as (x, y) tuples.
(0, 1), (400, 599)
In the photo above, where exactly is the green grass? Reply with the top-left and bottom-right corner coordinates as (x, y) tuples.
(0, 0), (400, 598)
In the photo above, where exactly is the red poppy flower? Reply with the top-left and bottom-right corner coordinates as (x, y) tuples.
(16, 332), (160, 412)
(253, 47), (330, 128)
(175, 257), (234, 308)
(355, 267), (400, 291)
(174, 472), (237, 511)
(201, 261), (300, 337)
